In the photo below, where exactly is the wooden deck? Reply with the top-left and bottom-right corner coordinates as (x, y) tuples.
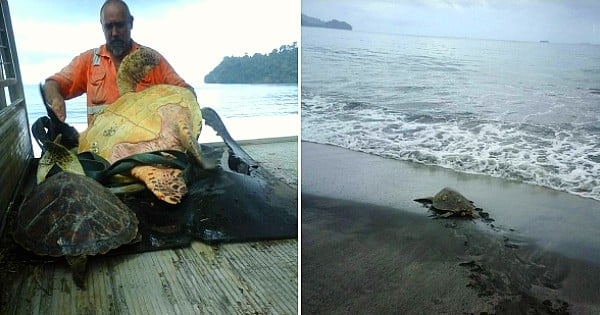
(1, 139), (298, 315)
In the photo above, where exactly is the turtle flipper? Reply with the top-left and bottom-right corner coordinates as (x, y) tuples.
(66, 255), (87, 289)
(117, 47), (160, 95)
(413, 197), (434, 205)
(37, 135), (86, 183)
(131, 165), (188, 204)
(440, 212), (454, 218)
(177, 117), (216, 170)
(468, 211), (481, 218)
(201, 107), (258, 174)
(38, 83), (79, 149)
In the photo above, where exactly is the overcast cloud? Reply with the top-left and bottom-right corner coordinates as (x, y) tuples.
(10, 0), (299, 85)
(302, 0), (600, 44)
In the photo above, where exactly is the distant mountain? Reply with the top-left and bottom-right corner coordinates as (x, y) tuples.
(301, 14), (352, 31)
(204, 42), (297, 84)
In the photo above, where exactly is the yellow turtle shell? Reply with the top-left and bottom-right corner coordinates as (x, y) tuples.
(77, 47), (205, 204)
(78, 84), (202, 163)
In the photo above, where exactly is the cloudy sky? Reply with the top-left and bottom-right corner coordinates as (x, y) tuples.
(10, 0), (299, 85)
(302, 0), (600, 44)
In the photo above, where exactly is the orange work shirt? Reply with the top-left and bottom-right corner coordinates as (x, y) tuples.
(47, 41), (192, 123)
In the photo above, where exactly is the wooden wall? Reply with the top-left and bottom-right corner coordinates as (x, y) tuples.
(0, 103), (32, 234)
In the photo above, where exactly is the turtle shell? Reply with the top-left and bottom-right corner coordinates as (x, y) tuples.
(431, 187), (476, 214)
(78, 84), (202, 163)
(13, 172), (138, 257)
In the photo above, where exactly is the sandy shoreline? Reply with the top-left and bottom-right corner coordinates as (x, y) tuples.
(301, 141), (600, 314)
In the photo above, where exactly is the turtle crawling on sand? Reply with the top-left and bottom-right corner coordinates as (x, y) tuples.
(78, 46), (210, 204)
(414, 187), (482, 218)
(13, 137), (139, 289)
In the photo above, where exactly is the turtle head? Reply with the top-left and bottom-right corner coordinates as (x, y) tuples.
(117, 47), (160, 95)
(37, 134), (85, 184)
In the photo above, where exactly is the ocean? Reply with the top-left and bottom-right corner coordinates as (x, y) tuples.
(24, 83), (298, 155)
(301, 27), (600, 201)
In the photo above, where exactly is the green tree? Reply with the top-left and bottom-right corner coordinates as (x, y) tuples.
(204, 42), (298, 84)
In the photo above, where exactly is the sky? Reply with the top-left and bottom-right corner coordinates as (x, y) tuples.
(302, 0), (600, 45)
(9, 0), (299, 85)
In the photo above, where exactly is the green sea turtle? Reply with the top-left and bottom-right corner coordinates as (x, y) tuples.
(78, 46), (208, 204)
(13, 137), (139, 289)
(414, 187), (481, 218)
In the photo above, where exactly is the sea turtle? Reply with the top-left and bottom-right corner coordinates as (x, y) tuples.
(414, 187), (481, 218)
(78, 46), (209, 204)
(13, 137), (139, 289)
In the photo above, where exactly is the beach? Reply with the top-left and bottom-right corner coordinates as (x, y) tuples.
(301, 142), (600, 314)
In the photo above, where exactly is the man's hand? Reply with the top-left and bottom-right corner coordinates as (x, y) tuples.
(49, 98), (66, 122)
(43, 80), (66, 122)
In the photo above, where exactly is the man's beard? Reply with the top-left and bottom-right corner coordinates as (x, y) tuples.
(108, 38), (131, 58)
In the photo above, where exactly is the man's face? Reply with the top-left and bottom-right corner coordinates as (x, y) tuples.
(101, 4), (132, 58)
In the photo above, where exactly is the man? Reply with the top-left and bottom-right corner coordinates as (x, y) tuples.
(43, 0), (193, 124)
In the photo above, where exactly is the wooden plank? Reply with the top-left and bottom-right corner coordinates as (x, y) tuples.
(0, 104), (32, 234)
(1, 140), (298, 314)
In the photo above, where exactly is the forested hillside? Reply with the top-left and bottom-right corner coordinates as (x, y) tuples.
(204, 42), (298, 84)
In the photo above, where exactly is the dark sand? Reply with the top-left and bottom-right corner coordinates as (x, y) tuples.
(301, 142), (600, 314)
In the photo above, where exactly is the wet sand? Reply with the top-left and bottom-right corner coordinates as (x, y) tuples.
(301, 142), (600, 314)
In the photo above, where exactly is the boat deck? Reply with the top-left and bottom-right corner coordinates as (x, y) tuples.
(1, 138), (298, 315)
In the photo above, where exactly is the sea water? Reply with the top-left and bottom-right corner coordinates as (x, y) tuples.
(25, 83), (298, 155)
(301, 27), (600, 201)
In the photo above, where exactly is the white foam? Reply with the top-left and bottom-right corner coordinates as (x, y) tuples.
(302, 96), (600, 202)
